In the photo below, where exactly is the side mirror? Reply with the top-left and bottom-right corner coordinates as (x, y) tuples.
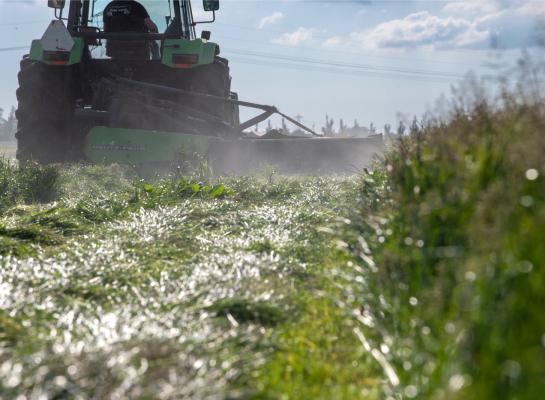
(201, 31), (211, 41)
(203, 0), (219, 12)
(47, 0), (66, 9)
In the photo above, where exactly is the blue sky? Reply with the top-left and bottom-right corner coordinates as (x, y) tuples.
(1, 0), (544, 131)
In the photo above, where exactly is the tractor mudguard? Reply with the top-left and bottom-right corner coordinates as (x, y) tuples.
(162, 38), (218, 69)
(30, 20), (84, 66)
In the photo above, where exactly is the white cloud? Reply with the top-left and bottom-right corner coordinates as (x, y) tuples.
(440, 1), (545, 49)
(323, 36), (342, 48)
(320, 1), (544, 52)
(515, 2), (545, 16)
(271, 27), (315, 46)
(258, 11), (284, 29)
(362, 11), (490, 50)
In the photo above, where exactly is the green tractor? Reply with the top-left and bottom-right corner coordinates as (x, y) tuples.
(16, 0), (384, 173)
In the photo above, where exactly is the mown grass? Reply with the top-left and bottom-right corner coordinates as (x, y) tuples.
(243, 285), (383, 400)
(0, 160), (233, 256)
(341, 66), (545, 398)
(0, 161), (380, 398)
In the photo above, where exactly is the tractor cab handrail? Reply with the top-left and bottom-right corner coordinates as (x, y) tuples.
(72, 31), (180, 41)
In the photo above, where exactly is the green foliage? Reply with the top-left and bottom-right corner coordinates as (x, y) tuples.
(247, 239), (276, 254)
(209, 298), (285, 327)
(246, 296), (382, 400)
(344, 80), (545, 398)
(0, 159), (61, 213)
(0, 224), (62, 245)
(130, 178), (230, 209)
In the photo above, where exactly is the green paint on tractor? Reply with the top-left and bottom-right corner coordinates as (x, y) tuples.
(85, 127), (212, 164)
(161, 38), (218, 68)
(29, 37), (84, 66)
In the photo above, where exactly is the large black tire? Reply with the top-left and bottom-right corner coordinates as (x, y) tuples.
(190, 56), (231, 98)
(15, 57), (76, 164)
(186, 57), (235, 128)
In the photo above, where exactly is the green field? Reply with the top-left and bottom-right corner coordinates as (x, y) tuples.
(1, 68), (544, 398)
(0, 162), (384, 398)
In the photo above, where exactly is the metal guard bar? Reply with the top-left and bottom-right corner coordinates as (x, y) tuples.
(115, 78), (322, 137)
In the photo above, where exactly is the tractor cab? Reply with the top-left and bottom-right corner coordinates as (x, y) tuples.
(92, 0), (172, 60)
(44, 0), (219, 61)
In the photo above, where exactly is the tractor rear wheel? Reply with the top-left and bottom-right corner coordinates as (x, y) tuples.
(186, 57), (236, 130)
(190, 56), (231, 98)
(15, 57), (76, 164)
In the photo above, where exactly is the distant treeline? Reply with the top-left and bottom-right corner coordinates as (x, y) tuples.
(0, 107), (16, 141)
(322, 115), (417, 137)
(263, 114), (414, 138)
